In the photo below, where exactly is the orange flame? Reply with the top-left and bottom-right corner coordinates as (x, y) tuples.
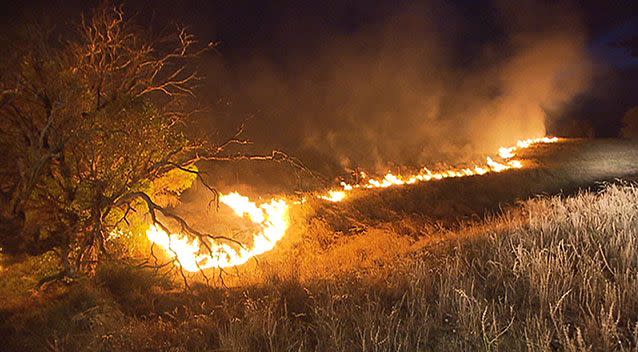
(145, 136), (559, 270)
(147, 193), (289, 271)
(319, 136), (558, 202)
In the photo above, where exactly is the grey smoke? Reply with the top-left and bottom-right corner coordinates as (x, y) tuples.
(202, 0), (591, 178)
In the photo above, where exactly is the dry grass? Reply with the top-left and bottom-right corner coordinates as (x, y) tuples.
(2, 183), (638, 351)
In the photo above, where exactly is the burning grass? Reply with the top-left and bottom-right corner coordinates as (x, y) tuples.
(143, 137), (559, 275)
(2, 183), (638, 351)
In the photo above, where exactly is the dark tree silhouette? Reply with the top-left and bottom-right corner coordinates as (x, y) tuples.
(0, 6), (302, 283)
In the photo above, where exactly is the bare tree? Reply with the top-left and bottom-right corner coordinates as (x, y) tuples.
(0, 6), (301, 283)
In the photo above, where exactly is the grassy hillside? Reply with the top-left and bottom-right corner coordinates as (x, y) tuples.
(1, 182), (637, 351)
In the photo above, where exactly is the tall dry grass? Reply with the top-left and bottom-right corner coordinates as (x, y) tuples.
(2, 183), (638, 351)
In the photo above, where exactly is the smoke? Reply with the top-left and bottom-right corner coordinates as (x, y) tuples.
(202, 0), (591, 178)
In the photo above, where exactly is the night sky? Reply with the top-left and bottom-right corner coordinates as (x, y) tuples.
(2, 0), (638, 175)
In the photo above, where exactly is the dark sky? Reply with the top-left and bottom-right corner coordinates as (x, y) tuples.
(2, 0), (638, 178)
(4, 1), (635, 60)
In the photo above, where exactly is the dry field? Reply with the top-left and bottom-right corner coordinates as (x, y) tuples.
(1, 139), (638, 351)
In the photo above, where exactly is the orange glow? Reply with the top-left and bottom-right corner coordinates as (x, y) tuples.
(147, 193), (289, 271)
(319, 190), (347, 202)
(320, 137), (558, 202)
(144, 136), (559, 271)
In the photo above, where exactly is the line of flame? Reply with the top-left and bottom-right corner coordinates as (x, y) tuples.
(320, 136), (558, 202)
(146, 193), (289, 271)
(145, 136), (559, 270)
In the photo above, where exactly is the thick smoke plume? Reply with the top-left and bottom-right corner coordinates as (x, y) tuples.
(202, 1), (591, 180)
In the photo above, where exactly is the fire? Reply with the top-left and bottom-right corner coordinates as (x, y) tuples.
(146, 193), (289, 271)
(319, 136), (559, 202)
(486, 157), (510, 172)
(499, 137), (558, 159)
(319, 190), (347, 202)
(498, 147), (516, 159)
(144, 136), (559, 271)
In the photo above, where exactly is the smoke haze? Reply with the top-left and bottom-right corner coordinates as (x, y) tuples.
(201, 0), (591, 178)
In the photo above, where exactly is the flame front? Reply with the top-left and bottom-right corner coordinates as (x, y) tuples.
(319, 190), (347, 202)
(147, 193), (289, 271)
(145, 136), (559, 271)
(320, 136), (559, 201)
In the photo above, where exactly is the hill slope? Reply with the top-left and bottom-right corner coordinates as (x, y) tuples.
(2, 139), (638, 351)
